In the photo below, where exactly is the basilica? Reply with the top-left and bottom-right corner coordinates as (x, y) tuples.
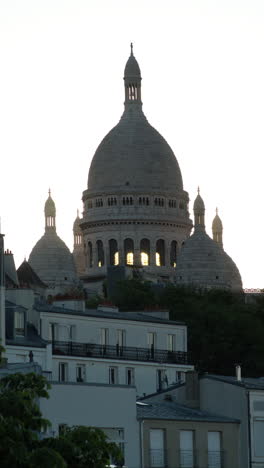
(27, 45), (242, 295)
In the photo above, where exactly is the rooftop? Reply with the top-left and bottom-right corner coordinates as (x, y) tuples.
(136, 400), (239, 423)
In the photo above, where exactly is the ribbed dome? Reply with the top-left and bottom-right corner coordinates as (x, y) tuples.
(29, 230), (77, 288)
(175, 229), (242, 292)
(124, 53), (141, 77)
(87, 46), (183, 194)
(88, 110), (183, 192)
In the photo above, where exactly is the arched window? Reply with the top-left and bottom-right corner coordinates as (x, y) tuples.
(124, 238), (134, 266)
(170, 240), (177, 267)
(156, 239), (165, 266)
(96, 240), (104, 267)
(109, 239), (119, 266)
(88, 241), (93, 268)
(140, 238), (150, 266)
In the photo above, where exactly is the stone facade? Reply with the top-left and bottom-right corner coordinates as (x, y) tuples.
(80, 46), (192, 290)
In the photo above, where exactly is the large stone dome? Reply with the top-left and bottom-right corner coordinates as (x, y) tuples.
(88, 111), (183, 193)
(87, 44), (183, 194)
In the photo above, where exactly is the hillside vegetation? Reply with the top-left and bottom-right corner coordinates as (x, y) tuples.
(111, 279), (264, 377)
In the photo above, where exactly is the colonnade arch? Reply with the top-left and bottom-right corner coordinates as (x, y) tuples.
(84, 238), (181, 269)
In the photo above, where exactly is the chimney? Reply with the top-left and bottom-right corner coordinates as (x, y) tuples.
(235, 365), (242, 381)
(185, 370), (200, 408)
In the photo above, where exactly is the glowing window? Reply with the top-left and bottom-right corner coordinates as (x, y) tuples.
(141, 252), (149, 266)
(98, 261), (102, 267)
(126, 252), (133, 266)
(156, 252), (161, 266)
(114, 252), (119, 266)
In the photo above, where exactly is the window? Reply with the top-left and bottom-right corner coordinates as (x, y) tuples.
(156, 239), (165, 266)
(101, 328), (109, 346)
(157, 369), (168, 392)
(170, 240), (177, 267)
(148, 332), (155, 358)
(140, 238), (150, 266)
(109, 367), (118, 385)
(180, 430), (194, 467)
(59, 363), (68, 382)
(76, 364), (86, 383)
(208, 431), (222, 468)
(116, 329), (125, 356)
(126, 368), (135, 386)
(124, 238), (134, 266)
(14, 310), (25, 337)
(149, 429), (165, 467)
(109, 239), (119, 266)
(176, 371), (184, 383)
(102, 428), (125, 466)
(49, 323), (57, 341)
(69, 325), (76, 341)
(96, 240), (105, 267)
(253, 420), (264, 457)
(167, 334), (175, 352)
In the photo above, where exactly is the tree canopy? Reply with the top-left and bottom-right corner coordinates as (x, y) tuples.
(112, 279), (264, 377)
(0, 372), (123, 467)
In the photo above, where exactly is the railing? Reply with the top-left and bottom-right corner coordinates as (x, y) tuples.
(51, 341), (189, 365)
(207, 450), (224, 468)
(149, 449), (168, 467)
(177, 450), (198, 468)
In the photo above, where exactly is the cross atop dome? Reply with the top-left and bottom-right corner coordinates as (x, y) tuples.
(124, 43), (142, 109)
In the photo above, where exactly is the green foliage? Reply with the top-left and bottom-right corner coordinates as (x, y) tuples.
(42, 426), (123, 468)
(0, 373), (123, 467)
(28, 447), (67, 468)
(0, 372), (51, 467)
(112, 279), (264, 376)
(159, 285), (264, 376)
(112, 278), (156, 311)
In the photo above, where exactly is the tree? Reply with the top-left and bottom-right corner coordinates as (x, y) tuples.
(41, 426), (124, 468)
(0, 372), (58, 467)
(0, 372), (124, 467)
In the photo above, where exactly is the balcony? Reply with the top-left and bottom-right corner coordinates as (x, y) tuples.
(148, 449), (168, 467)
(51, 341), (189, 365)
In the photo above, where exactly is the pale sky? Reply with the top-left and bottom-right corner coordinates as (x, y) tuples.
(0, 0), (263, 288)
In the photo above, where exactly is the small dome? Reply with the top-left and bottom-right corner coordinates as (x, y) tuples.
(212, 209), (223, 231)
(29, 230), (77, 288)
(193, 191), (205, 213)
(175, 229), (242, 292)
(124, 48), (141, 77)
(45, 190), (56, 217)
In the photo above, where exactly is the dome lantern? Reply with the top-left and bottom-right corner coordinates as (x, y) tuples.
(193, 187), (205, 230)
(44, 189), (56, 232)
(212, 208), (223, 248)
(124, 43), (142, 109)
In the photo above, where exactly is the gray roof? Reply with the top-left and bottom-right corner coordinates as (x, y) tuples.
(35, 303), (185, 326)
(137, 400), (239, 423)
(203, 374), (264, 391)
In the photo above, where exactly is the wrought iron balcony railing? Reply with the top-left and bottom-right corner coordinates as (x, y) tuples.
(149, 449), (168, 467)
(51, 341), (189, 365)
(207, 450), (224, 468)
